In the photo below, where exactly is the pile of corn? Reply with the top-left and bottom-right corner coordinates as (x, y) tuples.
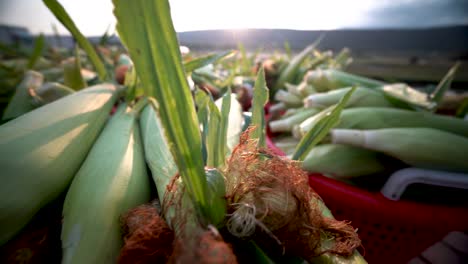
(0, 0), (369, 263)
(269, 56), (468, 182)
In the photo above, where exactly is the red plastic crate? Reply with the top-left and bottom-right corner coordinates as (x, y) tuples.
(266, 137), (468, 264)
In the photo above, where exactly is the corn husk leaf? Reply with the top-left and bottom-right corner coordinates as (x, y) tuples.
(215, 93), (244, 157)
(184, 50), (236, 73)
(63, 47), (87, 90)
(274, 35), (324, 91)
(61, 103), (151, 264)
(2, 70), (44, 120)
(0, 84), (118, 245)
(27, 34), (46, 69)
(114, 0), (220, 224)
(251, 67), (269, 147)
(429, 62), (460, 107)
(292, 86), (356, 161)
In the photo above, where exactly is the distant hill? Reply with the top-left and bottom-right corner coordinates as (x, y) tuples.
(32, 26), (468, 59)
(176, 26), (468, 58)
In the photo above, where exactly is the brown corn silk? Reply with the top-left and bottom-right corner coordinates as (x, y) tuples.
(119, 177), (237, 264)
(223, 128), (361, 260)
(163, 175), (238, 264)
(169, 227), (238, 264)
(118, 203), (175, 264)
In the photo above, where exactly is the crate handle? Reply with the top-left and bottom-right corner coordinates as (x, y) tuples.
(381, 167), (468, 201)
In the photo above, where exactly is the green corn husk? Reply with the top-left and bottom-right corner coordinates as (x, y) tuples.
(337, 107), (468, 137)
(140, 104), (226, 233)
(215, 93), (244, 157)
(304, 86), (393, 109)
(2, 70), (44, 120)
(269, 107), (320, 133)
(30, 82), (75, 107)
(296, 81), (317, 97)
(1, 57), (54, 72)
(61, 103), (151, 264)
(282, 107), (303, 118)
(274, 89), (303, 107)
(284, 83), (304, 97)
(381, 83), (436, 110)
(63, 57), (87, 90)
(302, 144), (385, 179)
(40, 67), (65, 82)
(140, 103), (193, 234)
(331, 128), (468, 173)
(0, 84), (119, 245)
(272, 136), (300, 156)
(139, 104), (177, 200)
(293, 105), (335, 139)
(274, 36), (323, 92)
(305, 69), (385, 92)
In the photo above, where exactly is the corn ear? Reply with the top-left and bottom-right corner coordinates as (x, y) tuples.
(61, 103), (151, 264)
(284, 83), (304, 97)
(381, 83), (436, 110)
(140, 103), (192, 231)
(337, 107), (468, 137)
(0, 83), (119, 245)
(272, 136), (300, 156)
(282, 107), (304, 118)
(304, 86), (393, 109)
(140, 103), (227, 234)
(30, 82), (75, 107)
(139, 103), (177, 200)
(139, 103), (198, 234)
(1, 58), (53, 72)
(274, 89), (303, 107)
(40, 67), (65, 82)
(269, 107), (320, 133)
(305, 69), (385, 91)
(302, 144), (385, 178)
(331, 128), (468, 173)
(293, 105), (335, 139)
(2, 70), (44, 120)
(296, 81), (317, 97)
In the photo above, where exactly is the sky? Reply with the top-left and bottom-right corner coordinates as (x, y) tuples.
(0, 0), (467, 36)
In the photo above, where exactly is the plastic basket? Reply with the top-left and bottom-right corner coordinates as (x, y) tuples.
(265, 137), (468, 264)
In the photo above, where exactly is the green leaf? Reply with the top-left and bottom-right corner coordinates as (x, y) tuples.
(206, 95), (222, 168)
(63, 46), (86, 90)
(284, 41), (292, 60)
(196, 89), (231, 169)
(218, 90), (231, 159)
(430, 62), (460, 107)
(456, 98), (468, 118)
(114, 0), (216, 224)
(205, 168), (227, 226)
(195, 89), (211, 164)
(251, 67), (269, 147)
(274, 35), (324, 92)
(215, 91), (243, 157)
(238, 42), (251, 75)
(184, 50), (236, 73)
(43, 0), (108, 80)
(292, 86), (356, 161)
(99, 24), (112, 46)
(27, 34), (45, 69)
(51, 23), (63, 47)
(124, 66), (138, 102)
(140, 101), (178, 198)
